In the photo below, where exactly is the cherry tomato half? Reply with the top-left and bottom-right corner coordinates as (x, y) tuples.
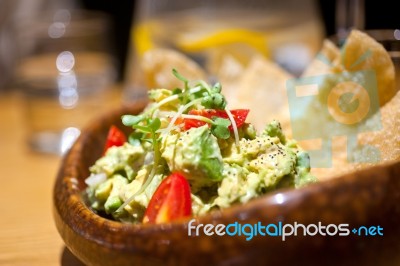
(143, 173), (192, 224)
(184, 109), (249, 131)
(104, 125), (126, 153)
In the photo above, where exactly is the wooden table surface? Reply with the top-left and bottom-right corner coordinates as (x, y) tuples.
(0, 88), (122, 265)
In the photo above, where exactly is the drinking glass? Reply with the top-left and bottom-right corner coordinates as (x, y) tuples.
(15, 9), (117, 155)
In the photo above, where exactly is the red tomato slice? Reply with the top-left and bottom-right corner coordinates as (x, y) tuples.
(143, 173), (192, 224)
(104, 125), (126, 153)
(184, 109), (249, 131)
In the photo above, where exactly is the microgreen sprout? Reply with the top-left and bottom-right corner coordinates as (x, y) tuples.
(180, 114), (231, 139)
(172, 68), (191, 104)
(172, 68), (227, 109)
(116, 69), (240, 212)
(117, 115), (162, 212)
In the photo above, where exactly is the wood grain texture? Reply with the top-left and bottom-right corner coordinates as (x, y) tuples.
(0, 93), (64, 265)
(0, 88), (122, 265)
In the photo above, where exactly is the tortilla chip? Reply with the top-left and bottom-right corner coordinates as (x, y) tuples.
(312, 90), (400, 181)
(301, 39), (340, 77)
(228, 56), (293, 131)
(208, 52), (245, 106)
(141, 48), (207, 89)
(334, 30), (397, 106)
(206, 44), (260, 76)
(302, 30), (396, 107)
(360, 90), (400, 162)
(289, 30), (398, 180)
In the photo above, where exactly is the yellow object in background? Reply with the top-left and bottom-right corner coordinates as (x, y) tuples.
(134, 25), (271, 59)
(176, 28), (270, 58)
(133, 23), (154, 56)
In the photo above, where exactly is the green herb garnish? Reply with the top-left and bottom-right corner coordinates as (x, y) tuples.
(117, 70), (237, 212)
(117, 115), (162, 212)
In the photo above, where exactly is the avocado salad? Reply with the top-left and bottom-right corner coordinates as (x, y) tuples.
(85, 69), (316, 224)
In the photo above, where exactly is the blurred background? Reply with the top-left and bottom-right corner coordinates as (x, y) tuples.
(1, 0), (398, 154)
(83, 0), (399, 82)
(1, 0), (399, 92)
(0, 1), (399, 265)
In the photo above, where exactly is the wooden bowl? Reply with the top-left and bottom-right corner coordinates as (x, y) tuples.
(53, 103), (400, 266)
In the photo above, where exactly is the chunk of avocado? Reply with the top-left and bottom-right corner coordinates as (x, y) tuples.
(105, 196), (122, 214)
(161, 126), (224, 190)
(94, 179), (113, 202)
